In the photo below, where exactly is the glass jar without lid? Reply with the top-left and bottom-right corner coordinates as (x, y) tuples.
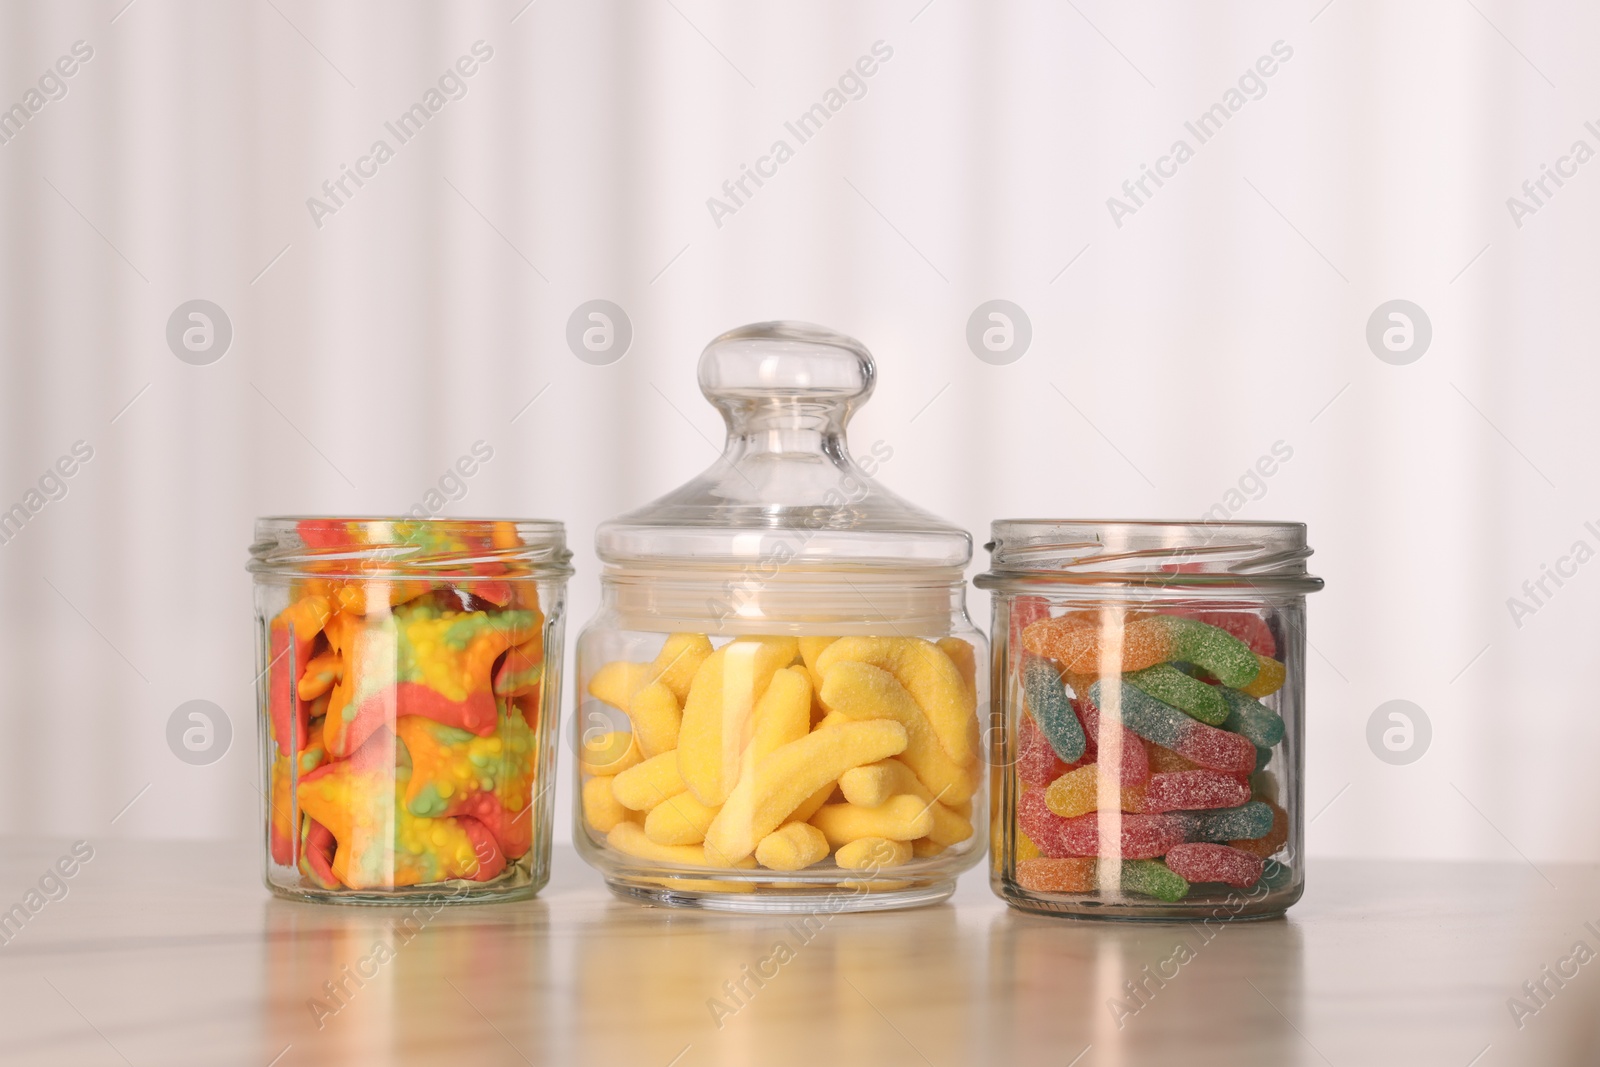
(976, 520), (1322, 920)
(249, 517), (571, 904)
(574, 322), (987, 912)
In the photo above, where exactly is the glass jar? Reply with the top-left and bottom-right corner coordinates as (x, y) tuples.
(573, 322), (987, 912)
(975, 521), (1323, 920)
(248, 517), (572, 903)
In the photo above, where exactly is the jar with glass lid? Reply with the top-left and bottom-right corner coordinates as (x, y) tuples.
(573, 322), (987, 911)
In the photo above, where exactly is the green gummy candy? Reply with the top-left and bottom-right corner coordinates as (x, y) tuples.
(1221, 688), (1286, 749)
(1126, 664), (1229, 726)
(1159, 617), (1259, 687)
(1120, 859), (1190, 902)
(1189, 802), (1274, 842)
(1254, 745), (1273, 772)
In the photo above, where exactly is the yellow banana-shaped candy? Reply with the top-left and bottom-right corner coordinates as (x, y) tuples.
(612, 751), (686, 812)
(810, 795), (935, 848)
(819, 662), (977, 805)
(702, 719), (908, 866)
(836, 837), (912, 869)
(816, 636), (976, 764)
(754, 822), (830, 871)
(677, 637), (799, 806)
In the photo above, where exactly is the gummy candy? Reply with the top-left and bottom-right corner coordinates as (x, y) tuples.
(815, 637), (977, 764)
(1126, 663), (1228, 726)
(1043, 764), (1145, 819)
(1119, 859), (1189, 902)
(1164, 843), (1264, 888)
(1017, 790), (1185, 860)
(1023, 657), (1087, 763)
(1180, 609), (1275, 657)
(1072, 696), (1152, 785)
(1219, 688), (1286, 749)
(1239, 654), (1285, 698)
(1015, 856), (1096, 893)
(1135, 770), (1250, 814)
(1016, 714), (1071, 788)
(1084, 682), (1255, 774)
(1229, 800), (1289, 858)
(1014, 856), (1189, 901)
(262, 521), (552, 894)
(1184, 801), (1274, 842)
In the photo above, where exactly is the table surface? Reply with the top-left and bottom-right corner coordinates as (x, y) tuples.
(0, 841), (1595, 1067)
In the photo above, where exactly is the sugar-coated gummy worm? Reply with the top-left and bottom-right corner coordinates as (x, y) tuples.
(1024, 657), (1087, 763)
(1239, 654), (1286, 698)
(1183, 801), (1275, 842)
(1085, 681), (1255, 774)
(1020, 613), (1171, 676)
(1158, 617), (1259, 688)
(1134, 770), (1250, 815)
(1119, 859), (1190, 902)
(815, 637), (976, 764)
(1072, 697), (1152, 786)
(1016, 714), (1072, 788)
(1043, 764), (1146, 820)
(1015, 856), (1098, 893)
(701, 719), (908, 866)
(1229, 800), (1289, 858)
(1219, 688), (1286, 749)
(1014, 857), (1189, 901)
(1017, 789), (1186, 860)
(677, 638), (800, 806)
(820, 661), (977, 805)
(1163, 842), (1264, 888)
(1125, 663), (1229, 726)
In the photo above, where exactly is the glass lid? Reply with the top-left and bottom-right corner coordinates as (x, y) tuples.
(595, 321), (971, 571)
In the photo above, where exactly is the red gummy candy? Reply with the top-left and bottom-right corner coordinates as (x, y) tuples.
(1181, 609), (1275, 658)
(1073, 698), (1151, 786)
(1136, 770), (1251, 814)
(301, 818), (340, 889)
(1018, 790), (1184, 860)
(1163, 842), (1264, 888)
(1017, 714), (1071, 787)
(458, 816), (508, 882)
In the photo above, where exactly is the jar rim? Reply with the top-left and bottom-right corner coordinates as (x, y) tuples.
(247, 516), (573, 578)
(975, 518), (1323, 593)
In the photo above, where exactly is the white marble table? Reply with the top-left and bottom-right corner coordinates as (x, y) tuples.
(0, 840), (1594, 1066)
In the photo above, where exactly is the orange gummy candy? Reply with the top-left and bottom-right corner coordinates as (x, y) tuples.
(1016, 857), (1097, 893)
(1020, 613), (1171, 675)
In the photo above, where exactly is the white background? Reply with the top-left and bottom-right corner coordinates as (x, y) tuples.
(0, 0), (1594, 867)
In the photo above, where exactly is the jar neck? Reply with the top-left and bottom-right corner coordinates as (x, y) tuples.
(597, 565), (972, 637)
(717, 398), (850, 458)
